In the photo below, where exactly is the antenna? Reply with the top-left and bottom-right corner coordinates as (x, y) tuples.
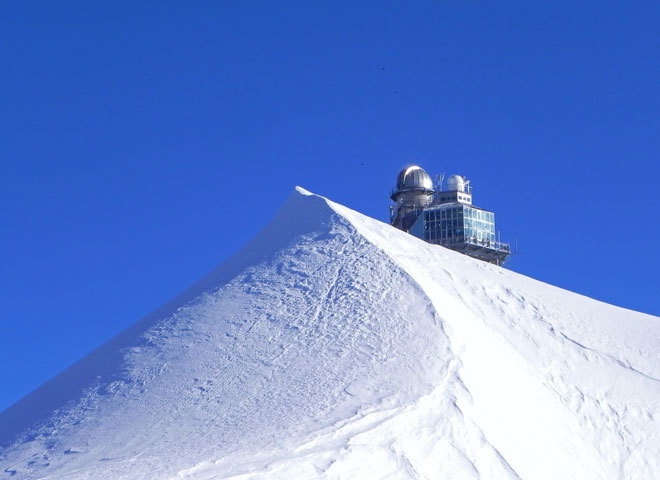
(436, 173), (445, 192)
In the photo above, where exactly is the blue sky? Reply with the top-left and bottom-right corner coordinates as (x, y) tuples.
(1, 1), (658, 412)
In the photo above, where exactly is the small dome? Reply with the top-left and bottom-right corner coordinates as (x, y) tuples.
(395, 165), (434, 192)
(446, 174), (466, 192)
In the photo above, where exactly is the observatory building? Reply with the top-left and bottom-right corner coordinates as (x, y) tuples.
(390, 165), (511, 265)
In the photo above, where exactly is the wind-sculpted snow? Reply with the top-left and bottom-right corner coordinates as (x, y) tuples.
(1, 187), (659, 480)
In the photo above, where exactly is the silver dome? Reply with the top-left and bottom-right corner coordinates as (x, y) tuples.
(395, 165), (434, 192)
(446, 174), (466, 192)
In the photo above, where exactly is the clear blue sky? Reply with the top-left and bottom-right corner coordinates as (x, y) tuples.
(1, 1), (658, 412)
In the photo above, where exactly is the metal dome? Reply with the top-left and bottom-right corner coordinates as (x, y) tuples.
(395, 165), (434, 192)
(446, 174), (466, 192)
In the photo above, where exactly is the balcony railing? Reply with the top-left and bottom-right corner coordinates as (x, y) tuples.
(464, 236), (510, 253)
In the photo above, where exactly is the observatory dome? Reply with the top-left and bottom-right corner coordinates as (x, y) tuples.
(447, 174), (466, 192)
(395, 165), (434, 192)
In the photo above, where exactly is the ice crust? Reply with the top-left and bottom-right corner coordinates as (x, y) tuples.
(1, 188), (658, 479)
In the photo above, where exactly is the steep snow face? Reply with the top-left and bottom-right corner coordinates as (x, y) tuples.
(331, 198), (660, 480)
(1, 188), (659, 480)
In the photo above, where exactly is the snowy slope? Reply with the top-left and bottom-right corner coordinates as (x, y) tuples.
(1, 187), (658, 480)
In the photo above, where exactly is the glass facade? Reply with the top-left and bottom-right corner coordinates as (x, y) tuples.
(415, 205), (496, 246)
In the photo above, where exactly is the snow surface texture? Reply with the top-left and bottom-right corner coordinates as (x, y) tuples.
(1, 187), (659, 480)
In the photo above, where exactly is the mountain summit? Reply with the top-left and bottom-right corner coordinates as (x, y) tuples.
(1, 188), (659, 480)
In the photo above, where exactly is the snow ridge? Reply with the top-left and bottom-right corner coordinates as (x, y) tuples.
(1, 188), (659, 480)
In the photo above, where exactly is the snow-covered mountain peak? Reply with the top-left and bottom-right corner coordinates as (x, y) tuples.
(1, 188), (658, 480)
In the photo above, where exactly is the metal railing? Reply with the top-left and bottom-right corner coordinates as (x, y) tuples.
(464, 236), (510, 252)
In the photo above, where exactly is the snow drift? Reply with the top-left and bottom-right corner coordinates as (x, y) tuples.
(1, 187), (658, 480)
